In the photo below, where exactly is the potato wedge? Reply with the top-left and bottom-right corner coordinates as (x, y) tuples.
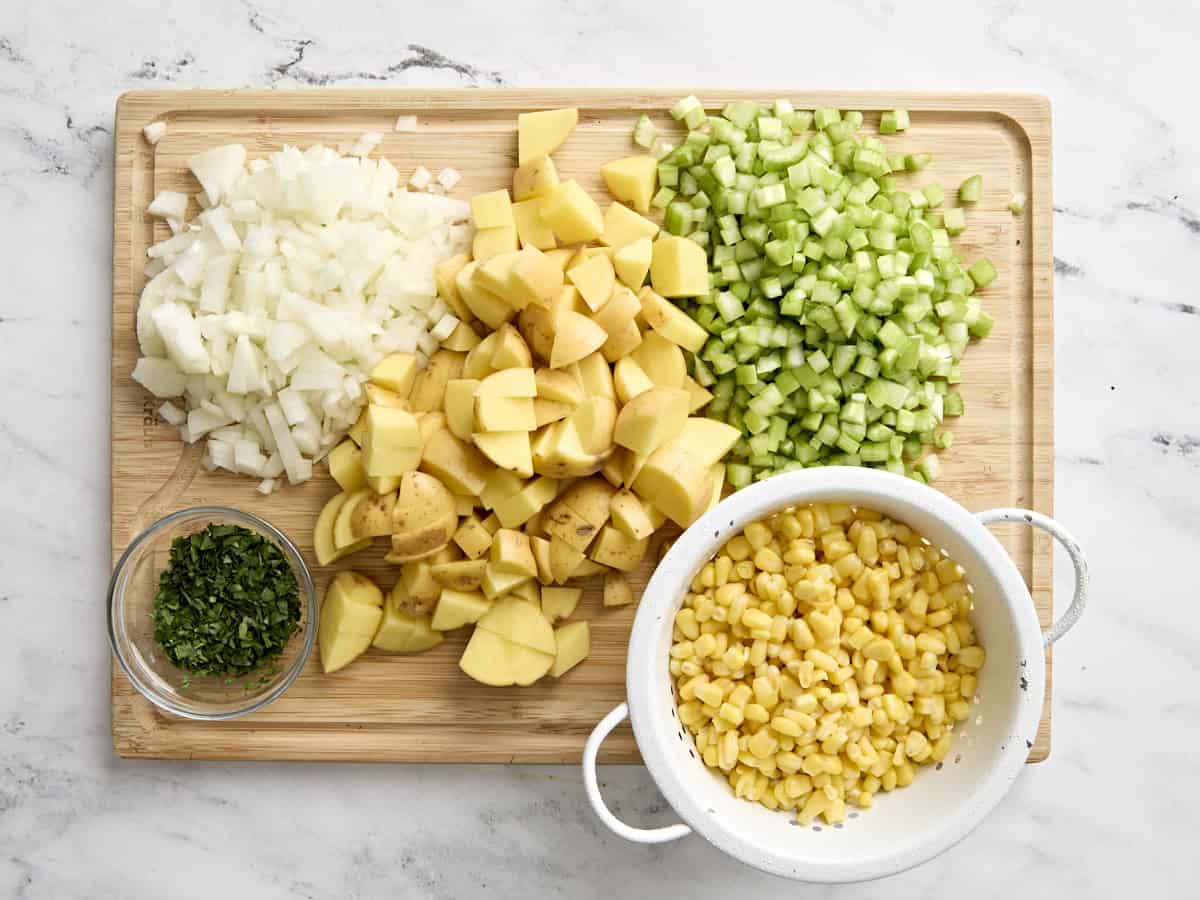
(513, 154), (560, 201)
(410, 349), (466, 413)
(431, 588), (491, 631)
(650, 235), (709, 297)
(550, 311), (607, 369)
(509, 245), (562, 305)
(350, 489), (398, 540)
(463, 329), (501, 380)
(613, 236), (652, 289)
(603, 570), (635, 607)
(459, 627), (553, 687)
(541, 586), (582, 622)
(614, 386), (690, 455)
(550, 621), (590, 677)
(362, 405), (422, 478)
(453, 515), (494, 560)
(489, 324), (533, 370)
(390, 471), (457, 562)
(541, 180), (603, 244)
(431, 558), (488, 592)
(456, 261), (515, 330)
(600, 155), (658, 214)
(327, 440), (366, 493)
(369, 352), (418, 396)
(372, 604), (443, 653)
(613, 357), (654, 404)
(314, 491), (371, 566)
(434, 253), (473, 322)
(478, 366), (537, 398)
(609, 490), (655, 541)
(517, 108), (578, 165)
(477, 596), (556, 655)
(319, 572), (384, 674)
(573, 352), (616, 401)
(600, 319), (643, 363)
(444, 379), (480, 440)
(441, 321), (482, 352)
(589, 525), (648, 572)
(420, 428), (493, 497)
(549, 535), (586, 584)
(566, 253), (615, 312)
(535, 367), (584, 406)
(490, 528), (538, 578)
(493, 475), (559, 529)
(638, 287), (710, 353)
(472, 225), (519, 262)
(599, 201), (659, 249)
(470, 189), (514, 230)
(474, 430), (533, 478)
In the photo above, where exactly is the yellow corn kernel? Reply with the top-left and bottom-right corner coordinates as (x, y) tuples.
(677, 701), (704, 726)
(741, 607), (771, 631)
(893, 670), (917, 699)
(725, 535), (752, 561)
(896, 633), (917, 660)
(670, 641), (694, 660)
(693, 681), (724, 708)
(930, 733), (955, 762)
(776, 590), (798, 617)
(957, 645), (986, 669)
(916, 631), (947, 658)
(734, 560), (756, 581)
(718, 730), (739, 771)
(862, 636), (896, 662)
(807, 649), (839, 673)
(895, 761), (915, 787)
(790, 619), (816, 649)
(960, 674), (978, 699)
(754, 546), (784, 573)
(674, 608), (700, 640)
(926, 608), (954, 628)
(728, 592), (750, 627)
(784, 539), (817, 566)
(743, 703), (770, 724)
(742, 521), (772, 550)
(935, 558), (962, 584)
(748, 729), (779, 759)
(714, 554), (733, 586)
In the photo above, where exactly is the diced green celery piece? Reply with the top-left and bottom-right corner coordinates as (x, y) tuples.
(633, 114), (658, 149)
(657, 164), (679, 187)
(968, 258), (997, 289)
(1008, 192), (1026, 215)
(904, 153), (932, 172)
(959, 174), (983, 203)
(813, 107), (841, 130)
(651, 186), (677, 210)
(879, 109), (910, 135)
(922, 182), (945, 208)
(671, 95), (703, 121)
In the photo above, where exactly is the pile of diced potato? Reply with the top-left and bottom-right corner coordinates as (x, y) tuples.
(313, 108), (740, 687)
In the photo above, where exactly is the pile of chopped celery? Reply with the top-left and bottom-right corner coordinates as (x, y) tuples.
(641, 98), (996, 487)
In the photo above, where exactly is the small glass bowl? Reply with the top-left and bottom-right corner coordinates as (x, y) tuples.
(108, 506), (317, 720)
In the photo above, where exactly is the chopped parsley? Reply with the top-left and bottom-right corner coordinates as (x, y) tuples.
(152, 523), (301, 678)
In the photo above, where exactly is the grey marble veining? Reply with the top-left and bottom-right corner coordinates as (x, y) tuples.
(1, 0), (1197, 896)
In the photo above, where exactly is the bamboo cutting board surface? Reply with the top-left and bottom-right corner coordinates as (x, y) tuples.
(111, 90), (1053, 763)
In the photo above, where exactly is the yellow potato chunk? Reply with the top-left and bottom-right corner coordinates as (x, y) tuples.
(362, 405), (422, 478)
(478, 596), (557, 655)
(600, 155), (658, 214)
(482, 564), (531, 600)
(419, 428), (493, 497)
(551, 621), (590, 677)
(494, 475), (559, 529)
(434, 253), (473, 322)
(509, 246), (563, 307)
(476, 395), (536, 432)
(589, 526), (648, 571)
(443, 378), (480, 441)
(534, 398), (572, 428)
(614, 386), (690, 455)
(369, 352), (419, 396)
(550, 311), (607, 369)
(458, 626), (553, 686)
(441, 321), (482, 352)
(613, 357), (654, 404)
(470, 189), (514, 229)
(591, 286), (641, 335)
(630, 332), (686, 389)
(478, 366), (537, 398)
(517, 108), (578, 164)
(566, 253), (616, 312)
(372, 605), (443, 653)
(431, 558), (488, 592)
(390, 470), (457, 562)
(410, 349), (466, 413)
(489, 325), (533, 370)
(513, 154), (560, 201)
(599, 202), (659, 249)
(600, 319), (642, 363)
(673, 417), (742, 466)
(490, 528), (538, 578)
(472, 225), (520, 263)
(541, 180), (604, 244)
(512, 198), (557, 251)
(431, 588), (492, 631)
(327, 440), (366, 493)
(475, 251), (522, 303)
(638, 287), (710, 353)
(350, 489), (397, 539)
(603, 570), (635, 607)
(650, 236), (710, 298)
(453, 515), (495, 559)
(613, 236), (652, 289)
(541, 586), (582, 622)
(319, 572), (384, 674)
(314, 491), (370, 566)
(456, 261), (515, 330)
(473, 430), (533, 477)
(609, 490), (655, 541)
(535, 367), (584, 405)
(683, 376), (713, 413)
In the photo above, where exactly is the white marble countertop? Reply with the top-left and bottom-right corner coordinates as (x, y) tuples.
(2, 0), (1196, 896)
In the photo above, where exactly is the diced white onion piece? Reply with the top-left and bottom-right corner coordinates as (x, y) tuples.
(143, 122), (167, 145)
(350, 131), (383, 157)
(416, 329), (439, 357)
(132, 357), (187, 398)
(261, 451), (284, 478)
(436, 167), (461, 190)
(186, 407), (233, 441)
(234, 439), (267, 475)
(277, 386), (312, 426)
(198, 255), (236, 314)
(158, 400), (186, 426)
(429, 313), (459, 342)
(257, 478), (276, 495)
(150, 302), (209, 374)
(200, 206), (242, 251)
(188, 144), (247, 206)
(264, 402), (307, 484)
(394, 115), (417, 132)
(148, 190), (189, 220)
(226, 334), (267, 395)
(408, 166), (432, 189)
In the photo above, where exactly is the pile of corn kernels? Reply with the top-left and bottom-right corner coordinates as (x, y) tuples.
(670, 502), (985, 825)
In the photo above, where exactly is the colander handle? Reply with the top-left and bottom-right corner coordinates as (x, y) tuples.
(976, 508), (1088, 647)
(583, 703), (692, 844)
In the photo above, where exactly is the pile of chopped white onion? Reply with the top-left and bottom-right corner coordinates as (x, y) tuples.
(132, 139), (472, 493)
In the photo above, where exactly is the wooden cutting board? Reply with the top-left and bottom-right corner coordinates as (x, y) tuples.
(111, 90), (1053, 763)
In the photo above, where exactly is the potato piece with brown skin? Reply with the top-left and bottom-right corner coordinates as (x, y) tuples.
(463, 330), (501, 380)
(349, 490), (397, 540)
(569, 557), (610, 580)
(410, 350), (467, 413)
(453, 515), (494, 559)
(541, 586), (582, 622)
(549, 536), (586, 584)
(543, 499), (599, 553)
(589, 525), (648, 572)
(431, 558), (488, 592)
(603, 570), (635, 607)
(390, 471), (458, 562)
(609, 490), (655, 541)
(513, 154), (560, 201)
(327, 440), (366, 493)
(631, 442), (715, 529)
(420, 428), (494, 497)
(314, 491), (371, 566)
(334, 488), (371, 550)
(490, 529), (538, 578)
(530, 418), (613, 479)
(591, 286), (641, 336)
(559, 478), (616, 532)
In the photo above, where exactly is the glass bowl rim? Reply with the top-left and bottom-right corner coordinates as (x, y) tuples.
(107, 505), (317, 721)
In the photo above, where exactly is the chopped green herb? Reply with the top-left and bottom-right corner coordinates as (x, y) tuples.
(152, 523), (301, 678)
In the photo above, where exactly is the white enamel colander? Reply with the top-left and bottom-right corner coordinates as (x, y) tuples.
(583, 467), (1087, 882)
